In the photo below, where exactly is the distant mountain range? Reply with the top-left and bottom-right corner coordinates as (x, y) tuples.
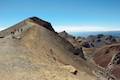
(70, 31), (120, 37)
(59, 30), (120, 79)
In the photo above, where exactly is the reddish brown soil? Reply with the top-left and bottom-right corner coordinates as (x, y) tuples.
(93, 44), (120, 79)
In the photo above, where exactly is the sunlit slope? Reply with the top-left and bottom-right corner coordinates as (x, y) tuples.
(0, 17), (97, 80)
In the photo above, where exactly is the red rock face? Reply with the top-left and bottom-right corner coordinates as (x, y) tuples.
(94, 54), (112, 68)
(93, 44), (120, 79)
(112, 65), (120, 78)
(94, 47), (115, 68)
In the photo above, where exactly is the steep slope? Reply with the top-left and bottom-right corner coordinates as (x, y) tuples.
(0, 17), (54, 37)
(59, 31), (86, 59)
(93, 43), (120, 79)
(0, 17), (97, 80)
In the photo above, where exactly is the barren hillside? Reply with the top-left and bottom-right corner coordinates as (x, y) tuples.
(0, 17), (98, 80)
(93, 44), (120, 79)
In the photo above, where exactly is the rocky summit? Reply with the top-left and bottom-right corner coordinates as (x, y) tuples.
(0, 17), (120, 80)
(0, 17), (99, 80)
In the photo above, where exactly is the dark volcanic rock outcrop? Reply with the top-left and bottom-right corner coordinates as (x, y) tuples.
(59, 31), (86, 60)
(28, 17), (55, 31)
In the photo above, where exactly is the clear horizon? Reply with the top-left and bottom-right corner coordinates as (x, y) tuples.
(0, 0), (120, 32)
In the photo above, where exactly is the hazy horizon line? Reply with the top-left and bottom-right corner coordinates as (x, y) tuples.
(54, 25), (120, 33)
(0, 25), (120, 33)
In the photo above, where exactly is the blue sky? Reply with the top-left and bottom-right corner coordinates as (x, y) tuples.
(0, 0), (120, 32)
